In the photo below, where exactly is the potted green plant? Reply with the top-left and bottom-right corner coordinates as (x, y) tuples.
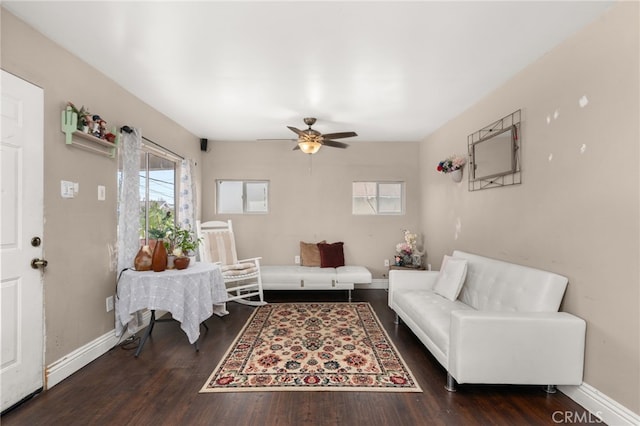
(142, 202), (174, 249)
(66, 101), (91, 131)
(166, 224), (201, 269)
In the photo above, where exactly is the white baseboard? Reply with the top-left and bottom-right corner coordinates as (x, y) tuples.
(356, 278), (388, 289)
(45, 311), (151, 389)
(559, 383), (639, 426)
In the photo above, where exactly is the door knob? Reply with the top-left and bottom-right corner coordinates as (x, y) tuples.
(31, 258), (48, 269)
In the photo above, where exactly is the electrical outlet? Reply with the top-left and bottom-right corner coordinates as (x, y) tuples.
(294, 255), (300, 265)
(106, 296), (114, 312)
(384, 259), (390, 267)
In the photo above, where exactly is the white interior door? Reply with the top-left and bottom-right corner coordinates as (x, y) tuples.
(1, 70), (45, 412)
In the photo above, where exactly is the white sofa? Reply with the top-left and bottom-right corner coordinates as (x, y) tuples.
(261, 265), (372, 301)
(388, 250), (586, 392)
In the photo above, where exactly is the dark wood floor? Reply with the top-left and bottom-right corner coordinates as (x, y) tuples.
(2, 290), (598, 426)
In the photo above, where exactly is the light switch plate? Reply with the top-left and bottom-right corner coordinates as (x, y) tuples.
(61, 180), (75, 198)
(98, 185), (106, 201)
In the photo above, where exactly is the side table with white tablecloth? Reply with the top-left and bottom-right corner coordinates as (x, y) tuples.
(115, 262), (227, 346)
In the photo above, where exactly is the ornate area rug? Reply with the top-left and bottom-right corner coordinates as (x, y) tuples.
(200, 302), (422, 393)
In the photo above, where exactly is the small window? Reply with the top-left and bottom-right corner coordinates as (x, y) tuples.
(352, 182), (404, 215)
(217, 180), (269, 214)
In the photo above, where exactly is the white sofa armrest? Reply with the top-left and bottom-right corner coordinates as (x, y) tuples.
(448, 310), (586, 386)
(388, 270), (439, 308)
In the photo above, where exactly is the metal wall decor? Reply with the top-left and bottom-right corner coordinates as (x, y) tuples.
(468, 110), (521, 191)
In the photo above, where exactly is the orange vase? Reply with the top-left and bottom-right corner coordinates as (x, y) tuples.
(151, 239), (168, 272)
(134, 245), (153, 271)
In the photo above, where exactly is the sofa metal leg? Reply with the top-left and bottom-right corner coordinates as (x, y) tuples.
(394, 313), (400, 325)
(544, 385), (557, 394)
(445, 373), (457, 392)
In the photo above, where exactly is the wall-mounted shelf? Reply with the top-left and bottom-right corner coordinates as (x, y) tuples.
(61, 107), (120, 158)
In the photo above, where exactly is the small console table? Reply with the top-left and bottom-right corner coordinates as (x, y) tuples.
(115, 263), (227, 356)
(389, 265), (427, 271)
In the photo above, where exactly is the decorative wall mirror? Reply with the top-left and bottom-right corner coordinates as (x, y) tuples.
(468, 110), (521, 191)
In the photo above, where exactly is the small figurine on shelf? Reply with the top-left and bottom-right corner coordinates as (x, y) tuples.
(98, 119), (107, 139)
(91, 115), (102, 137)
(394, 255), (403, 266)
(81, 113), (93, 133)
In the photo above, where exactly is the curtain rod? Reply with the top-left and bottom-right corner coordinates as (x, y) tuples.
(120, 125), (184, 160)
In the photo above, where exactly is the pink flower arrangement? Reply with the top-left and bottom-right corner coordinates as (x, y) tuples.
(437, 154), (466, 173)
(395, 242), (413, 255)
(394, 229), (423, 267)
(395, 230), (418, 256)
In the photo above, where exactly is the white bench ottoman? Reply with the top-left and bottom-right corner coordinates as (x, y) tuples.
(260, 265), (372, 301)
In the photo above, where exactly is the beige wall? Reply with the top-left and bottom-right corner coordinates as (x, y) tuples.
(200, 140), (420, 278)
(1, 9), (203, 363)
(420, 2), (639, 413)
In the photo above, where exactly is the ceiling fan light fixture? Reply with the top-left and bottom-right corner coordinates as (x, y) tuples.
(298, 139), (322, 154)
(284, 117), (355, 154)
(298, 133), (323, 154)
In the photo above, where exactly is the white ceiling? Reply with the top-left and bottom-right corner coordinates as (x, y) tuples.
(4, 1), (613, 143)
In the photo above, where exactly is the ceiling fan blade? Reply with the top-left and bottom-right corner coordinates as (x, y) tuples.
(322, 140), (349, 149)
(321, 131), (357, 140)
(287, 126), (305, 137)
(292, 145), (301, 151)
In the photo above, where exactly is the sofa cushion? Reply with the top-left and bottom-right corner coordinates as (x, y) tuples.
(300, 240), (326, 267)
(317, 242), (345, 268)
(394, 289), (473, 355)
(261, 266), (304, 284)
(260, 266), (338, 284)
(336, 266), (372, 284)
(260, 265), (371, 290)
(433, 255), (468, 301)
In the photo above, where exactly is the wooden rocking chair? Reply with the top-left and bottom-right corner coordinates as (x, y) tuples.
(196, 220), (266, 312)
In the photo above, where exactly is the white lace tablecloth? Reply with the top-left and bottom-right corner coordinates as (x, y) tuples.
(115, 263), (226, 344)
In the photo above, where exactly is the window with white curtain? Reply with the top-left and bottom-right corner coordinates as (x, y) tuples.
(216, 180), (269, 214)
(352, 181), (404, 215)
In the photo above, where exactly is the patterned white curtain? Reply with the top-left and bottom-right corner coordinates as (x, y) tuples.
(115, 128), (142, 336)
(116, 128), (141, 274)
(178, 158), (197, 231)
